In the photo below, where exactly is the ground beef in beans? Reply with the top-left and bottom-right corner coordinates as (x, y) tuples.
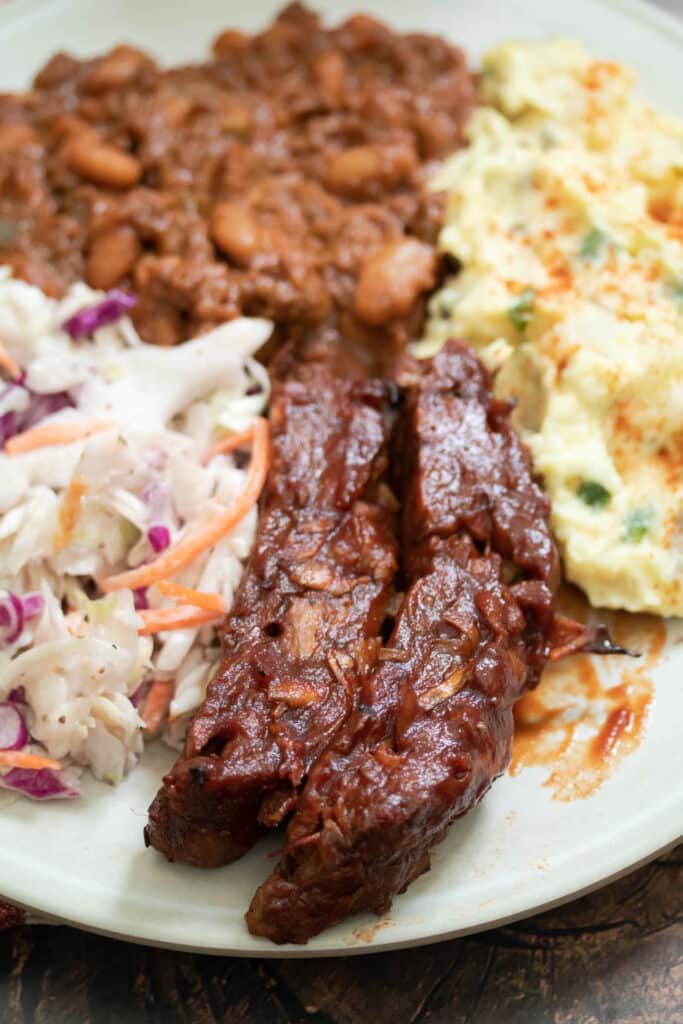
(0, 3), (476, 365)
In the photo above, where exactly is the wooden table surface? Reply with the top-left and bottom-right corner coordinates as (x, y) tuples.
(0, 843), (681, 1024)
(2, 1), (682, 1022)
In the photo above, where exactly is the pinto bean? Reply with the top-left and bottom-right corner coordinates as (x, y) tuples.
(222, 104), (251, 135)
(33, 52), (79, 89)
(133, 300), (184, 347)
(342, 13), (389, 47)
(52, 115), (99, 144)
(327, 146), (381, 194)
(85, 46), (152, 92)
(151, 305), (185, 347)
(414, 111), (458, 159)
(154, 92), (191, 129)
(66, 138), (141, 189)
(86, 224), (140, 290)
(213, 29), (248, 58)
(210, 201), (262, 266)
(354, 238), (437, 325)
(0, 122), (38, 150)
(313, 51), (346, 106)
(327, 142), (417, 196)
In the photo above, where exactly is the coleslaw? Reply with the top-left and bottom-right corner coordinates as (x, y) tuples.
(0, 269), (271, 800)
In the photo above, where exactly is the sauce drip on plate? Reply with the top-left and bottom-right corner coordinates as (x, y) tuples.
(511, 586), (667, 800)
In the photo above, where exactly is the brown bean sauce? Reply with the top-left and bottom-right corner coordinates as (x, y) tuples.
(0, 3), (477, 369)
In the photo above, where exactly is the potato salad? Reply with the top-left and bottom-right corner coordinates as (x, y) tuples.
(422, 39), (683, 616)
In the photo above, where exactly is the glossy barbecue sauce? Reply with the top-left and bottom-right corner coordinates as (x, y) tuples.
(511, 585), (667, 799)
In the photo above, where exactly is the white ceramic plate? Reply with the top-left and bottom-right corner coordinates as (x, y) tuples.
(1, 0), (682, 957)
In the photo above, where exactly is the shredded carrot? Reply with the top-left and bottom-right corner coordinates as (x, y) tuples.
(140, 678), (174, 732)
(137, 605), (221, 635)
(102, 416), (270, 593)
(156, 580), (226, 613)
(202, 423), (258, 465)
(64, 611), (85, 637)
(53, 476), (88, 552)
(0, 342), (21, 381)
(5, 420), (114, 456)
(0, 751), (61, 771)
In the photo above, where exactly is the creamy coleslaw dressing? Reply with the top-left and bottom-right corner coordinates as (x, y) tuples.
(0, 271), (271, 792)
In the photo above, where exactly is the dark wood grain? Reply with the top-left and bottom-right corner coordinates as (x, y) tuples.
(1, 844), (680, 1024)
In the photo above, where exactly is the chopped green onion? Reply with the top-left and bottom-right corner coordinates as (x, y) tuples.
(508, 289), (536, 333)
(118, 519), (141, 550)
(578, 226), (607, 261)
(539, 126), (557, 150)
(670, 278), (683, 309)
(432, 288), (457, 318)
(577, 480), (611, 509)
(623, 506), (654, 543)
(0, 219), (16, 246)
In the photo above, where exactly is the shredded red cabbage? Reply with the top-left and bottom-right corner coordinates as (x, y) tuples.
(0, 703), (28, 751)
(141, 478), (171, 515)
(0, 592), (23, 646)
(0, 590), (44, 648)
(22, 593), (44, 619)
(142, 480), (181, 533)
(147, 524), (170, 552)
(0, 381), (74, 444)
(0, 410), (16, 445)
(62, 290), (137, 340)
(129, 681), (149, 709)
(133, 587), (149, 610)
(21, 390), (74, 429)
(0, 768), (79, 800)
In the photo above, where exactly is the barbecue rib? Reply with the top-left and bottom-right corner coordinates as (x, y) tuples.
(145, 361), (397, 867)
(245, 340), (622, 943)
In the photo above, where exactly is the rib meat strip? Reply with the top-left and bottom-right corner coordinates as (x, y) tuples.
(145, 360), (397, 867)
(245, 340), (622, 943)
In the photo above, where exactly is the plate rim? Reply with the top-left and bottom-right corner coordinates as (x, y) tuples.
(2, 0), (683, 46)
(3, 784), (682, 957)
(0, 0), (681, 957)
(6, 835), (680, 959)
